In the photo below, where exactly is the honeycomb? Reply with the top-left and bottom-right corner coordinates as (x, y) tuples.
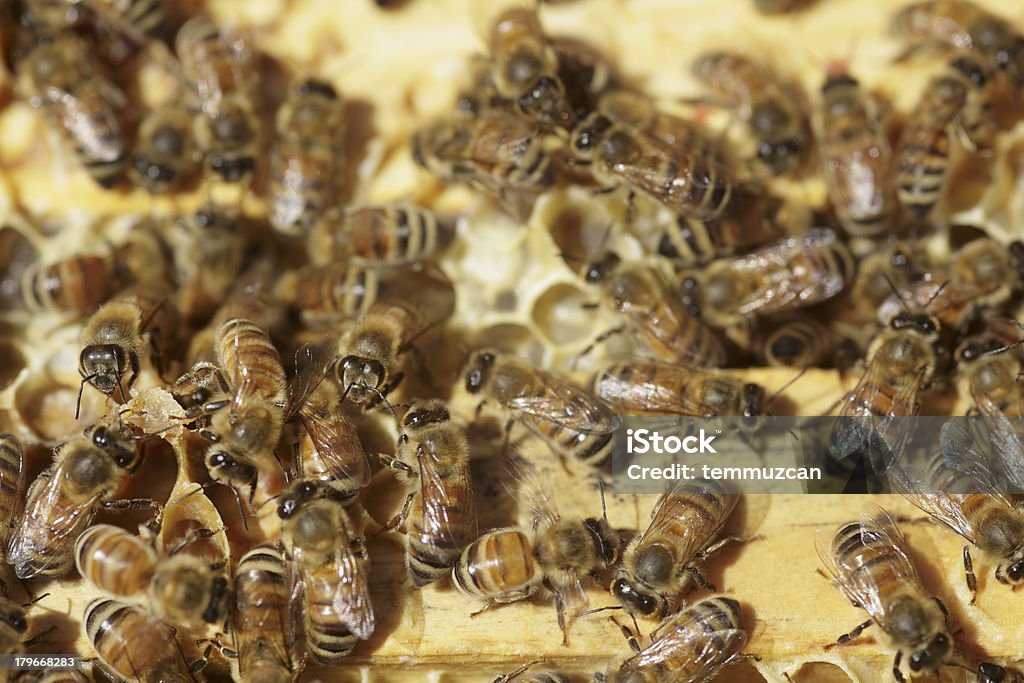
(0, 0), (1023, 682)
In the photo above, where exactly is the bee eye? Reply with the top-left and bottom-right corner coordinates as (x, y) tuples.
(1007, 560), (1024, 582)
(299, 482), (316, 497)
(278, 498), (297, 518)
(92, 427), (109, 447)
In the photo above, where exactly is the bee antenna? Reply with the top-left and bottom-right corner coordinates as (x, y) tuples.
(880, 273), (909, 307)
(598, 220), (615, 253)
(596, 477), (609, 522)
(922, 279), (950, 310)
(21, 592), (50, 608)
(492, 659), (544, 683)
(229, 485), (250, 532)
(368, 385), (398, 425)
(767, 368), (807, 407)
(573, 604), (623, 618)
(75, 374), (97, 420)
(979, 318), (1024, 357)
(169, 483), (209, 506)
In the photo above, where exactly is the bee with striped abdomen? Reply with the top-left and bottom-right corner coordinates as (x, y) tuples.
(385, 399), (476, 586)
(817, 507), (954, 682)
(612, 479), (738, 620)
(233, 543), (295, 683)
(84, 598), (196, 683)
(0, 434), (24, 559)
(307, 204), (454, 267)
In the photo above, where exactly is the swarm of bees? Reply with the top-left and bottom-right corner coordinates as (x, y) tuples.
(1, 0), (1024, 681)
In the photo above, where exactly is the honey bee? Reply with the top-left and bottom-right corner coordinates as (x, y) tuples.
(817, 61), (894, 237)
(681, 230), (854, 328)
(78, 284), (178, 410)
(276, 263), (382, 325)
(596, 596), (748, 682)
(842, 241), (928, 328)
(75, 523), (231, 628)
(453, 472), (617, 644)
(691, 51), (807, 175)
(895, 55), (991, 219)
(203, 312), (287, 502)
(583, 252), (726, 367)
(233, 543), (295, 683)
(294, 378), (371, 504)
(816, 507), (954, 682)
(955, 335), (1024, 490)
(175, 15), (253, 117)
(613, 479), (738, 619)
(0, 433), (25, 556)
(335, 294), (454, 406)
(20, 254), (121, 315)
(7, 422), (152, 579)
(594, 360), (766, 429)
(196, 96), (259, 187)
(412, 112), (556, 214)
(130, 106), (198, 194)
(384, 399), (476, 586)
(892, 0), (1024, 84)
(20, 32), (127, 188)
(476, 0), (574, 128)
(876, 238), (1023, 335)
(268, 79), (345, 236)
(171, 361), (230, 429)
(0, 594), (29, 657)
(277, 479), (375, 663)
(85, 598), (195, 682)
(978, 662), (1024, 683)
(892, 422), (1024, 605)
(169, 204), (245, 327)
(307, 204), (455, 267)
(828, 311), (939, 474)
(464, 349), (621, 468)
(568, 112), (734, 221)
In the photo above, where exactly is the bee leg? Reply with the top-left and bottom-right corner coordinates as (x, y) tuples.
(576, 326), (627, 363)
(963, 546), (978, 605)
(608, 615), (641, 653)
(21, 624), (56, 648)
(383, 492), (416, 534)
(167, 525), (227, 556)
(102, 497), (162, 513)
(824, 619), (873, 649)
(697, 534), (749, 560)
(684, 564), (715, 592)
(893, 651), (905, 683)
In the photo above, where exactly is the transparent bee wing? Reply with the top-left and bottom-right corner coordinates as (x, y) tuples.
(636, 479), (735, 564)
(630, 617), (746, 675)
(8, 465), (100, 578)
(331, 543), (376, 640)
(285, 340), (335, 422)
(417, 443), (478, 551)
(506, 372), (620, 434)
(300, 404), (371, 489)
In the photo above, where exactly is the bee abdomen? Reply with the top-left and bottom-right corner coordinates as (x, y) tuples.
(453, 529), (537, 599)
(75, 524), (156, 596)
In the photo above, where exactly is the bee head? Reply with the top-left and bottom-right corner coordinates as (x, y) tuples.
(996, 550), (1024, 585)
(569, 112), (613, 161)
(908, 632), (951, 674)
(889, 312), (939, 338)
(950, 55), (987, 88)
(611, 575), (663, 618)
(742, 383), (766, 430)
(0, 604), (27, 634)
(133, 153), (177, 190)
(978, 661), (1012, 683)
(403, 400), (450, 430)
(338, 355), (386, 403)
(464, 351), (497, 394)
(756, 137), (801, 175)
(206, 449), (257, 487)
(92, 426), (136, 469)
(517, 75), (573, 128)
(80, 344), (127, 394)
(584, 252), (620, 284)
(277, 480), (321, 519)
(208, 153), (256, 183)
(297, 79), (338, 99)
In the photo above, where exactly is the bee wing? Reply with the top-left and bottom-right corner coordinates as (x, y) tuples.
(971, 387), (1024, 491)
(816, 507), (918, 627)
(631, 621), (747, 674)
(890, 463), (982, 546)
(8, 466), (98, 578)
(285, 341), (335, 421)
(597, 359), (728, 415)
(285, 547), (307, 662)
(636, 479), (732, 560)
(299, 407), (371, 488)
(938, 420), (1008, 492)
(418, 444), (478, 549)
(331, 544), (375, 640)
(506, 374), (621, 434)
(55, 90), (124, 162)
(735, 231), (847, 316)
